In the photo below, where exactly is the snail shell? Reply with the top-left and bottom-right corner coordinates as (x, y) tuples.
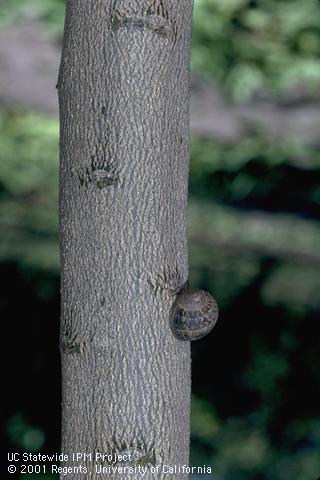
(170, 288), (219, 341)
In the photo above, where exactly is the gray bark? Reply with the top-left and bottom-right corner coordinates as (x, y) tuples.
(2, 22), (320, 152)
(58, 1), (193, 479)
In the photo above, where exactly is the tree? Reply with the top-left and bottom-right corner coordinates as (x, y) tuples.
(58, 0), (194, 477)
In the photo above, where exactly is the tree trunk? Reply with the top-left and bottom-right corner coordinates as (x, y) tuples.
(58, 1), (193, 478)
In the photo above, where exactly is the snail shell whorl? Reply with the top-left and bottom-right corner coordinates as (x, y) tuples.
(170, 288), (219, 341)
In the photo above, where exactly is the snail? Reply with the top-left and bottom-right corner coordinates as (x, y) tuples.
(170, 288), (219, 341)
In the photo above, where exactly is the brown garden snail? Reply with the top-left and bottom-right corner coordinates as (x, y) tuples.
(170, 289), (219, 341)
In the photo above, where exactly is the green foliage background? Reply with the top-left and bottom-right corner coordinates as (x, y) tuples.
(1, 1), (320, 479)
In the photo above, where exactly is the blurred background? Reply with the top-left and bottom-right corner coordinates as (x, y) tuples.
(1, 0), (320, 479)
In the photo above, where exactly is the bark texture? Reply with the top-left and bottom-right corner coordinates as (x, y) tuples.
(58, 1), (193, 478)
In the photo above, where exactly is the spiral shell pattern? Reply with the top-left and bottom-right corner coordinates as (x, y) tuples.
(170, 289), (219, 341)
